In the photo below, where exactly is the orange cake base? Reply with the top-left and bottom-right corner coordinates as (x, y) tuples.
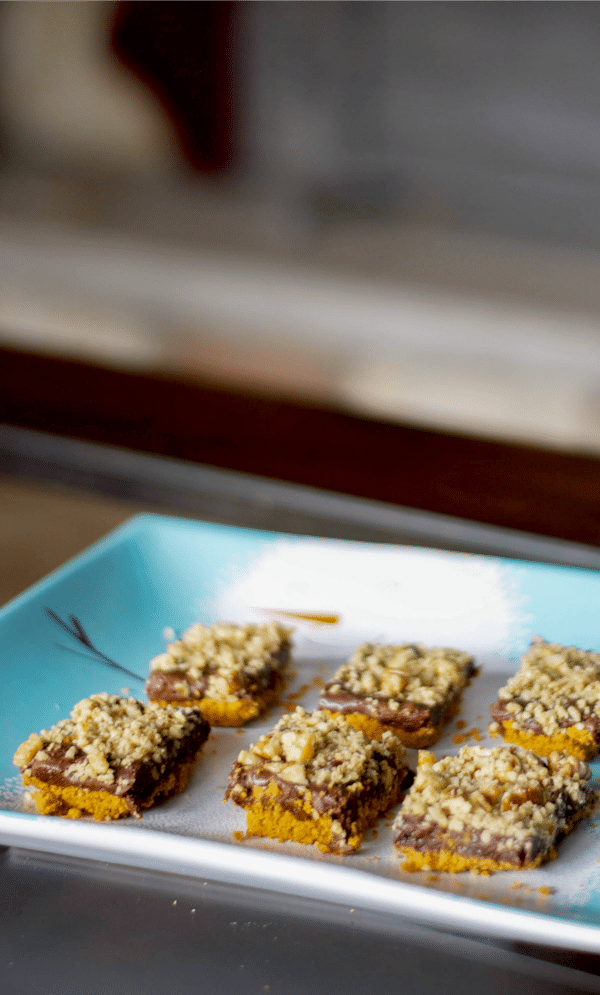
(240, 781), (400, 854)
(319, 707), (458, 749)
(397, 846), (549, 874)
(491, 719), (596, 761)
(152, 686), (281, 727)
(22, 756), (198, 821)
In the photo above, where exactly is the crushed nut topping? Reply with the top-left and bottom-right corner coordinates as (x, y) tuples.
(492, 637), (600, 737)
(327, 643), (473, 709)
(13, 694), (203, 776)
(394, 744), (591, 843)
(234, 706), (406, 791)
(149, 622), (292, 702)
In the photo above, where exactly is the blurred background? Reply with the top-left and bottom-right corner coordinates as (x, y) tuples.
(3, 0), (600, 453)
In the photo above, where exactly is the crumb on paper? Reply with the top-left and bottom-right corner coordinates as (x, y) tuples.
(286, 683), (311, 702)
(510, 882), (523, 890)
(538, 886), (555, 896)
(349, 908), (355, 914)
(456, 720), (466, 730)
(172, 900), (177, 905)
(236, 728), (244, 735)
(120, 688), (130, 695)
(233, 831), (244, 841)
(313, 676), (324, 689)
(453, 727), (481, 745)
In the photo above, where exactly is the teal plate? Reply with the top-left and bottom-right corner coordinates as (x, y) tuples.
(3, 512), (600, 951)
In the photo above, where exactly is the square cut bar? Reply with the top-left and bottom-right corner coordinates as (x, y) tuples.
(393, 744), (595, 874)
(145, 622), (292, 726)
(13, 693), (210, 821)
(489, 637), (600, 760)
(317, 642), (475, 748)
(226, 706), (409, 854)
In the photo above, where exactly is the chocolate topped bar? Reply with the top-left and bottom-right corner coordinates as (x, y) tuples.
(146, 621), (292, 726)
(318, 642), (475, 748)
(226, 706), (409, 854)
(489, 637), (600, 760)
(13, 693), (210, 820)
(393, 744), (595, 873)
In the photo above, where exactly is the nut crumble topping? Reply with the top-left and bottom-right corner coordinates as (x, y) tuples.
(327, 643), (473, 709)
(490, 637), (600, 738)
(149, 622), (292, 702)
(14, 693), (203, 781)
(234, 706), (406, 791)
(394, 744), (591, 844)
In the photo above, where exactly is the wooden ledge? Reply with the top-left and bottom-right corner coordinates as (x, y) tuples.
(1, 346), (599, 547)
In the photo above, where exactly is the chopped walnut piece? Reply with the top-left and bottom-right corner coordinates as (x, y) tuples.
(327, 643), (474, 708)
(13, 734), (44, 768)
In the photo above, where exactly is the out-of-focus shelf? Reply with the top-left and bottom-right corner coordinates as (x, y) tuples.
(2, 173), (600, 453)
(2, 350), (600, 551)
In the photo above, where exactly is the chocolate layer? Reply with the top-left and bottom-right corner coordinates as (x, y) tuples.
(319, 686), (452, 730)
(492, 699), (600, 743)
(227, 748), (408, 837)
(146, 648), (289, 704)
(394, 813), (543, 868)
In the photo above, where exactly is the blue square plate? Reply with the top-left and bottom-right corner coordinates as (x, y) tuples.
(3, 512), (600, 952)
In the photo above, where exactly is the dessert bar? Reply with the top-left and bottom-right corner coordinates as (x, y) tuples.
(489, 637), (600, 760)
(318, 642), (475, 748)
(146, 621), (292, 726)
(13, 693), (210, 820)
(393, 743), (595, 873)
(226, 706), (409, 854)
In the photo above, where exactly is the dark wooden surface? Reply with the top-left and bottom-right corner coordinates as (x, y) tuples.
(2, 346), (600, 547)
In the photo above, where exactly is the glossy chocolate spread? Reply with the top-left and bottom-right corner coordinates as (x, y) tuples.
(492, 699), (600, 742)
(318, 688), (439, 730)
(394, 814), (544, 867)
(146, 649), (289, 703)
(227, 752), (410, 831)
